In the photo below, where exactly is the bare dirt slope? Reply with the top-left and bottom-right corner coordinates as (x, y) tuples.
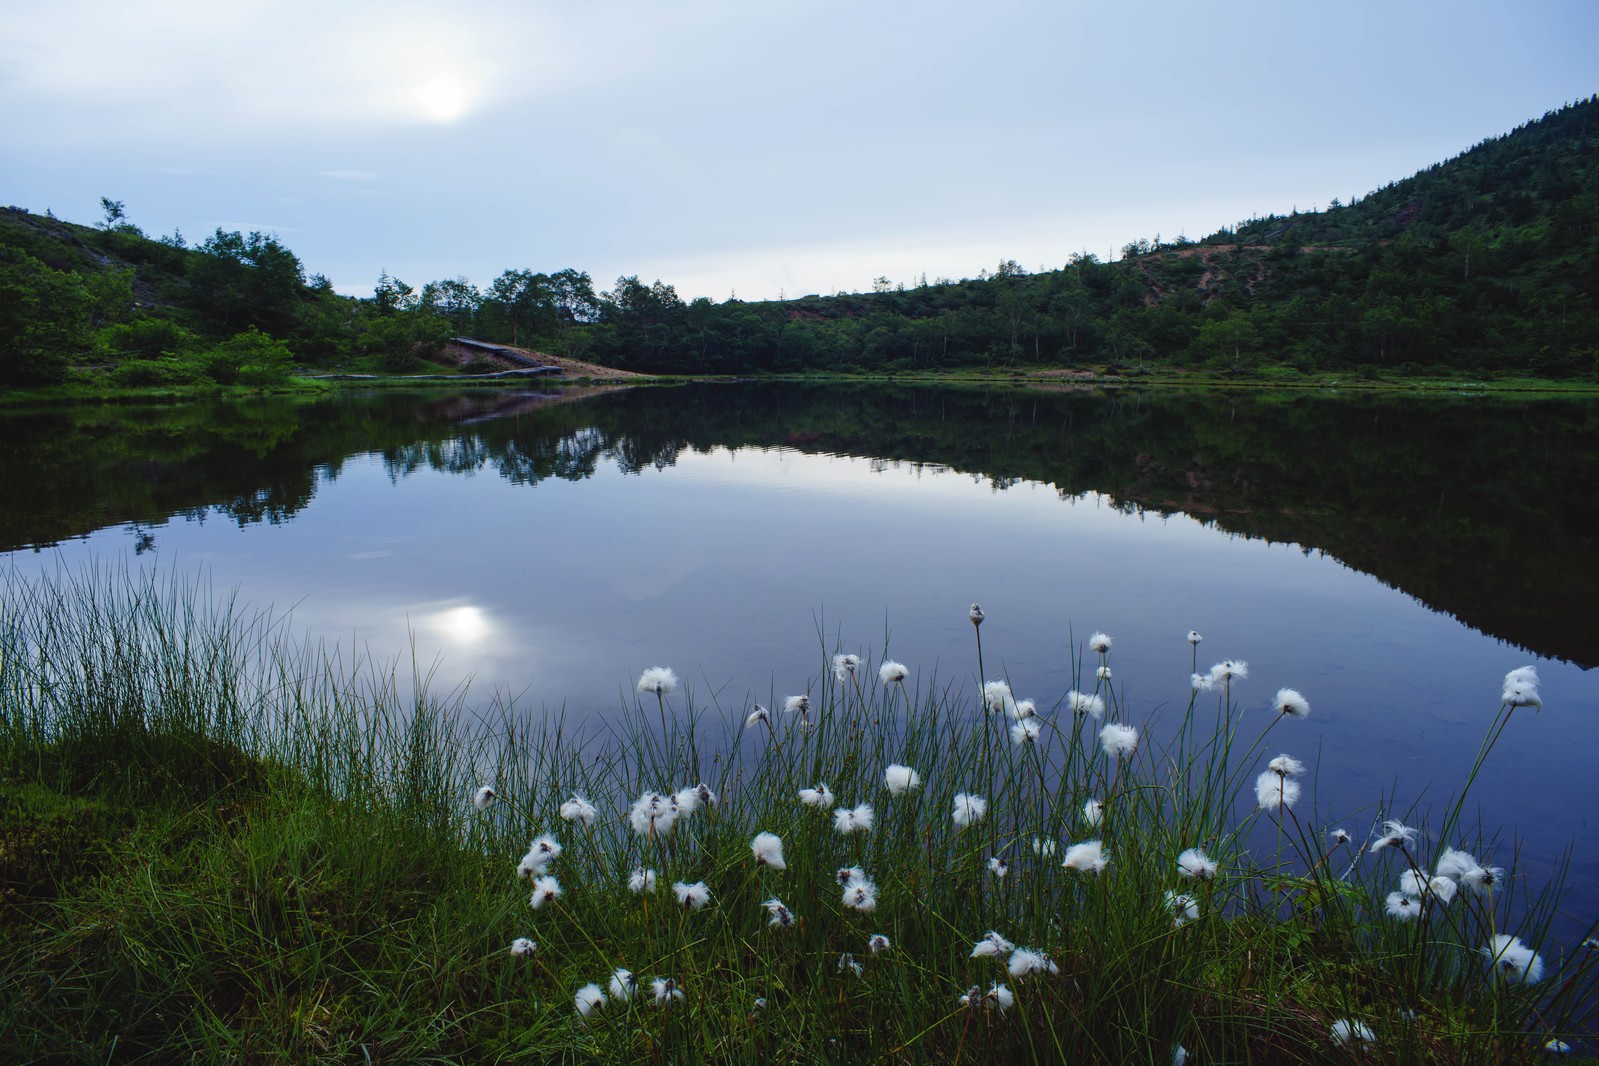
(441, 340), (644, 381)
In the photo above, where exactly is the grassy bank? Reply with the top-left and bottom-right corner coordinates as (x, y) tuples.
(2, 568), (1595, 1063)
(6, 363), (1599, 408)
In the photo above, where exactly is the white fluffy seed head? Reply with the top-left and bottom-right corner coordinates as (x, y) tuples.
(637, 666), (678, 696)
(884, 764), (922, 796)
(751, 831), (787, 869)
(1273, 688), (1310, 718)
(951, 792), (988, 828)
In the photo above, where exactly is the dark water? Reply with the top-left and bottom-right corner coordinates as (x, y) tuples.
(3, 382), (1596, 932)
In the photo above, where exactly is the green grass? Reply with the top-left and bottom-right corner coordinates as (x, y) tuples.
(2, 567), (1595, 1063)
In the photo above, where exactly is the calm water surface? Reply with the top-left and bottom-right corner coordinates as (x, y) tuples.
(3, 383), (1596, 931)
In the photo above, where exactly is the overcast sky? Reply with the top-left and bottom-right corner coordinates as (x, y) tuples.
(3, 1), (1595, 302)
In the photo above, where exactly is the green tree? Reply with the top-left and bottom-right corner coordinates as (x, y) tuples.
(486, 269), (555, 347)
(0, 248), (92, 384)
(99, 197), (126, 229)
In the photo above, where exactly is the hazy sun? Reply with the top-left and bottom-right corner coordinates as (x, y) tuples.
(412, 76), (474, 123)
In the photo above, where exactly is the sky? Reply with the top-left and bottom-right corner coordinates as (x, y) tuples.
(3, 0), (1595, 303)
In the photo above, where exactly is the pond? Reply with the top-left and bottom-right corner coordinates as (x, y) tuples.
(3, 382), (1596, 933)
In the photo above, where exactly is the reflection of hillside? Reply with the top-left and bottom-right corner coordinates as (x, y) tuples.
(2, 384), (1594, 667)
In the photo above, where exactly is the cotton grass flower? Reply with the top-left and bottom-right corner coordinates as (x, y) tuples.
(1545, 1039), (1573, 1053)
(884, 764), (922, 795)
(516, 851), (544, 881)
(1385, 891), (1421, 921)
(650, 977), (684, 1006)
(517, 837), (560, 880)
(1435, 846), (1478, 881)
(842, 880), (879, 912)
(636, 666), (677, 697)
(1330, 1019), (1375, 1047)
(1427, 876), (1459, 904)
(1267, 754), (1305, 777)
(1062, 839), (1109, 874)
(609, 968), (637, 1001)
(673, 783), (713, 816)
(838, 954), (864, 977)
(574, 983), (606, 1018)
(1187, 629), (1203, 645)
(1369, 819), (1418, 853)
(1096, 665), (1112, 681)
(868, 933), (891, 955)
(988, 856), (1009, 878)
(1099, 722), (1139, 758)
(529, 875), (562, 909)
(1082, 798), (1104, 828)
(969, 603), (985, 627)
(837, 865), (867, 887)
(1008, 697), (1037, 720)
(1484, 934), (1545, 984)
(1273, 688), (1311, 718)
(762, 898), (795, 928)
(1194, 660), (1248, 691)
(959, 982), (1014, 1011)
(750, 831), (787, 869)
(832, 804), (875, 834)
(1166, 890), (1199, 926)
(1255, 771), (1301, 810)
(970, 931), (1015, 958)
(1009, 717), (1042, 746)
(1461, 863), (1506, 896)
(628, 867), (657, 894)
(1088, 632), (1113, 654)
(744, 705), (770, 729)
(673, 881), (712, 909)
(1067, 690), (1106, 719)
(983, 679), (1015, 715)
(1329, 827), (1352, 846)
(628, 791), (677, 837)
(783, 694), (810, 717)
(1503, 664), (1542, 708)
(951, 792), (988, 828)
(509, 937), (536, 957)
(1032, 837), (1059, 858)
(1007, 947), (1060, 979)
(471, 785), (496, 810)
(833, 653), (861, 683)
(1177, 847), (1218, 881)
(799, 783), (835, 808)
(879, 659), (908, 684)
(558, 795), (597, 826)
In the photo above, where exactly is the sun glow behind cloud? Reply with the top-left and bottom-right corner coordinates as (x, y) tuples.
(1, 1), (538, 137)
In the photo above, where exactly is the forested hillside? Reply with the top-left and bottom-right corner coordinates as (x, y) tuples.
(3, 96), (1595, 386)
(574, 97), (1599, 377)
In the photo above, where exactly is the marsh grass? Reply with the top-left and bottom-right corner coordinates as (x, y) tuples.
(2, 565), (1596, 1063)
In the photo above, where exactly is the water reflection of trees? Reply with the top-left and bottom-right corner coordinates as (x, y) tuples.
(2, 383), (1594, 666)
